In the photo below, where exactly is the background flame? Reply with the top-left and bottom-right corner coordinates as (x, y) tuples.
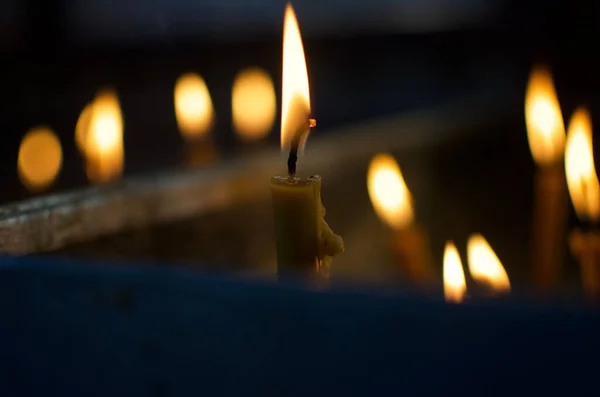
(174, 72), (214, 140)
(85, 91), (123, 157)
(467, 234), (511, 293)
(281, 3), (311, 152)
(75, 102), (93, 154)
(18, 126), (62, 192)
(81, 90), (125, 183)
(565, 107), (600, 221)
(525, 66), (565, 166)
(232, 67), (276, 141)
(367, 153), (414, 230)
(443, 241), (467, 303)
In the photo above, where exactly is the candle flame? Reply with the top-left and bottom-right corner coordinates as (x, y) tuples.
(18, 126), (62, 191)
(443, 241), (467, 303)
(174, 72), (214, 140)
(565, 107), (600, 222)
(525, 66), (565, 166)
(75, 102), (93, 154)
(83, 90), (124, 183)
(281, 3), (311, 153)
(367, 153), (414, 230)
(232, 67), (276, 141)
(467, 234), (511, 293)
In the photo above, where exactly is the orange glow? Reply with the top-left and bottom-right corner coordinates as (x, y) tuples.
(84, 90), (124, 183)
(75, 102), (93, 153)
(232, 67), (276, 141)
(467, 234), (511, 293)
(367, 153), (414, 230)
(443, 241), (467, 303)
(18, 126), (62, 191)
(525, 66), (565, 166)
(174, 73), (214, 140)
(565, 107), (600, 222)
(280, 3), (311, 153)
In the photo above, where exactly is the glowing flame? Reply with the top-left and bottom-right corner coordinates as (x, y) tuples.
(467, 234), (511, 293)
(565, 107), (600, 222)
(232, 67), (276, 141)
(18, 126), (62, 191)
(443, 241), (467, 303)
(281, 3), (311, 152)
(83, 90), (124, 183)
(367, 153), (414, 230)
(174, 73), (214, 140)
(525, 66), (565, 166)
(75, 102), (93, 153)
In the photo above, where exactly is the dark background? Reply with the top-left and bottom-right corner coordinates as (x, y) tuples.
(0, 0), (599, 204)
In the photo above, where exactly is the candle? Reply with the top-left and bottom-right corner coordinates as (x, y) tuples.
(564, 108), (600, 299)
(466, 234), (511, 297)
(174, 72), (218, 167)
(271, 3), (343, 283)
(443, 241), (467, 303)
(367, 153), (436, 289)
(525, 66), (568, 293)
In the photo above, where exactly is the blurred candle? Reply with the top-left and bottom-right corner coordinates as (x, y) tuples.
(467, 234), (511, 297)
(232, 67), (276, 142)
(270, 3), (343, 283)
(75, 101), (93, 154)
(525, 65), (568, 292)
(18, 125), (62, 192)
(564, 108), (600, 299)
(174, 72), (218, 167)
(367, 153), (436, 289)
(443, 241), (467, 303)
(82, 90), (125, 184)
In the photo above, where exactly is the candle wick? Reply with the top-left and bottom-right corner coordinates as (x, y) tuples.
(287, 142), (298, 177)
(286, 118), (315, 177)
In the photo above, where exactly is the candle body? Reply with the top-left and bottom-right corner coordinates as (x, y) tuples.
(185, 139), (218, 168)
(270, 175), (343, 283)
(85, 144), (124, 183)
(391, 224), (436, 290)
(569, 230), (600, 300)
(531, 165), (568, 292)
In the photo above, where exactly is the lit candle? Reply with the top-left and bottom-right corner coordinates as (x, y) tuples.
(271, 3), (343, 283)
(79, 90), (125, 184)
(466, 234), (511, 297)
(564, 107), (600, 299)
(367, 153), (436, 289)
(18, 125), (62, 192)
(443, 241), (467, 303)
(232, 67), (276, 145)
(525, 65), (568, 293)
(174, 72), (218, 167)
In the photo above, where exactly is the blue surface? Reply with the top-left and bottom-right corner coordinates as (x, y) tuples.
(1, 255), (599, 396)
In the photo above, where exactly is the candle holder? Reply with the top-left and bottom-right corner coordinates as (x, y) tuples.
(0, 95), (519, 289)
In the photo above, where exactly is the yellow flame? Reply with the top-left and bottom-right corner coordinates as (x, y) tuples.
(565, 107), (600, 222)
(75, 102), (93, 154)
(525, 66), (565, 166)
(174, 73), (214, 140)
(367, 153), (414, 230)
(18, 126), (62, 191)
(84, 90), (124, 183)
(443, 241), (467, 303)
(467, 234), (511, 293)
(281, 3), (311, 152)
(232, 67), (276, 141)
